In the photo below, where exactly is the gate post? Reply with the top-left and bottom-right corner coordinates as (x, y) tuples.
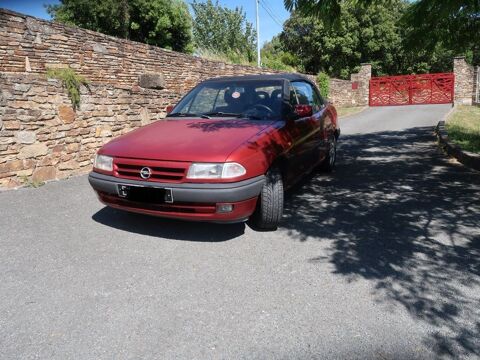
(453, 56), (474, 105)
(351, 63), (371, 106)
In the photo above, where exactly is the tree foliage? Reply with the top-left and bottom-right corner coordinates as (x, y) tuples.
(191, 0), (256, 63)
(403, 0), (479, 64)
(283, 0), (480, 66)
(277, 0), (474, 78)
(261, 36), (298, 71)
(47, 0), (193, 53)
(281, 1), (412, 78)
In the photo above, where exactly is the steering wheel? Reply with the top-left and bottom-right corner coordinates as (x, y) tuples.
(251, 104), (274, 115)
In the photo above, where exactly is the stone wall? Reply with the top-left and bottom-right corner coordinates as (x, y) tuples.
(328, 63), (371, 107)
(0, 73), (180, 188)
(0, 8), (366, 189)
(0, 9), (287, 94)
(453, 57), (475, 105)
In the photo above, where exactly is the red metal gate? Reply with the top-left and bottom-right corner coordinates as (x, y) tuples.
(369, 73), (454, 106)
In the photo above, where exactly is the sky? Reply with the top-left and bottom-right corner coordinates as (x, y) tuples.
(0, 0), (290, 45)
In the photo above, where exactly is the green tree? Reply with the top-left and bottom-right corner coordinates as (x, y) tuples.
(402, 0), (479, 65)
(283, 0), (480, 65)
(261, 36), (298, 71)
(47, 0), (193, 53)
(280, 1), (409, 78)
(191, 0), (256, 63)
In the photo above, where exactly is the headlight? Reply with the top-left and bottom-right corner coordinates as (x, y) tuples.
(94, 154), (113, 172)
(186, 162), (246, 179)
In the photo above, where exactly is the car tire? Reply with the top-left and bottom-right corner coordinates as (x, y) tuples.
(320, 136), (337, 172)
(249, 167), (284, 231)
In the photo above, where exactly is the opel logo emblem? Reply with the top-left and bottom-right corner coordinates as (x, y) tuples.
(140, 167), (152, 179)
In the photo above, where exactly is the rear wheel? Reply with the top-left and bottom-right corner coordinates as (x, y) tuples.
(320, 136), (337, 172)
(249, 167), (284, 231)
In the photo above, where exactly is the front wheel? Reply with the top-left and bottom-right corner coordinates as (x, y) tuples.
(249, 167), (284, 231)
(320, 136), (337, 172)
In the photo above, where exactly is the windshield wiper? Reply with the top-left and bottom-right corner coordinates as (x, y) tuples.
(202, 111), (265, 120)
(167, 112), (211, 119)
(202, 111), (241, 117)
(240, 113), (264, 120)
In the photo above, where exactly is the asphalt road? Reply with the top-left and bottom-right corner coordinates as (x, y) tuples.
(1, 104), (479, 359)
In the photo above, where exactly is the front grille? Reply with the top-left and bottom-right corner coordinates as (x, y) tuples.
(114, 158), (188, 183)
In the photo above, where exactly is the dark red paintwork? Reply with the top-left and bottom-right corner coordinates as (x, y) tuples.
(92, 76), (339, 222)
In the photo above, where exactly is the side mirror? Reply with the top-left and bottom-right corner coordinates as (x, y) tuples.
(294, 104), (313, 118)
(166, 105), (174, 114)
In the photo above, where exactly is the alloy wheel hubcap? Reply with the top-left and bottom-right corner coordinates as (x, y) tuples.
(330, 141), (336, 165)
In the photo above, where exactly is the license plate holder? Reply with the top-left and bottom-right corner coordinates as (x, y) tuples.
(117, 185), (173, 204)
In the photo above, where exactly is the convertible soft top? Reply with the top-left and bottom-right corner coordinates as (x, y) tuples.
(201, 73), (313, 84)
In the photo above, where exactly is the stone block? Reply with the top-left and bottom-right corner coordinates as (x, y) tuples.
(95, 126), (112, 137)
(58, 105), (75, 124)
(0, 160), (23, 174)
(58, 159), (79, 170)
(38, 155), (59, 166)
(19, 143), (48, 159)
(92, 43), (108, 54)
(32, 166), (56, 183)
(66, 143), (80, 153)
(25, 56), (31, 72)
(13, 84), (31, 92)
(138, 73), (166, 90)
(16, 131), (36, 144)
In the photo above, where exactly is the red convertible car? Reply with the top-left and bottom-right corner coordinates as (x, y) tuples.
(89, 74), (339, 230)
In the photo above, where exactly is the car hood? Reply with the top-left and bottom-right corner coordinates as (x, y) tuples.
(100, 118), (274, 162)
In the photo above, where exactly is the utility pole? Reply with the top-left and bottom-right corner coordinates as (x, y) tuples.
(256, 0), (260, 67)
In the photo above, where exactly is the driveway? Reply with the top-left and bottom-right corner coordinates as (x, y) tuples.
(1, 104), (479, 359)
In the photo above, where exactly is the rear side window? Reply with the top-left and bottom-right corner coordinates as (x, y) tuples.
(312, 89), (324, 111)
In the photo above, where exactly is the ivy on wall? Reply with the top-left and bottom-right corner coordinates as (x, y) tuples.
(46, 68), (88, 109)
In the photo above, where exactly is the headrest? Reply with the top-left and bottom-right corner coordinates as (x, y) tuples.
(271, 89), (283, 100)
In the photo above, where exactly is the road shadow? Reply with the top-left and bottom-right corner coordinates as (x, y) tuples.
(92, 207), (245, 242)
(282, 126), (480, 358)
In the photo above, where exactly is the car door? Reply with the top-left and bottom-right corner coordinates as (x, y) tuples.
(311, 87), (330, 164)
(284, 81), (321, 181)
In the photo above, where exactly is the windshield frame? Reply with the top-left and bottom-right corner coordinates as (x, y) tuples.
(167, 78), (290, 121)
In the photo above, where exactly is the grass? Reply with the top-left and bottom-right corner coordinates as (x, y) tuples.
(19, 175), (45, 188)
(337, 106), (366, 118)
(446, 105), (480, 153)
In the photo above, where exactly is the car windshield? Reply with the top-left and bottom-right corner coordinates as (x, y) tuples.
(167, 79), (284, 120)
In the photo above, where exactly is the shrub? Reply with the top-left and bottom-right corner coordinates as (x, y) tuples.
(316, 71), (330, 99)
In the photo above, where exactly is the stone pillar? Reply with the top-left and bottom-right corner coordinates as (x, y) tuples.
(474, 67), (479, 104)
(351, 63), (372, 106)
(453, 56), (474, 105)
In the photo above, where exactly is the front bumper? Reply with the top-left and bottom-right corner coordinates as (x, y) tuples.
(88, 172), (264, 222)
